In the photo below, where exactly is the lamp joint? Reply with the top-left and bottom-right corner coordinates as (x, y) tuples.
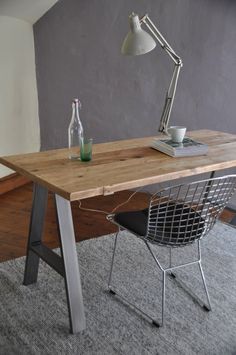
(177, 59), (183, 67)
(139, 14), (148, 24)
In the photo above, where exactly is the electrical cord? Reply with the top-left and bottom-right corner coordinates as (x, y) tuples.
(77, 187), (144, 215)
(77, 180), (169, 216)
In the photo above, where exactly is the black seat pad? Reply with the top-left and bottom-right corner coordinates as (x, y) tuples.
(114, 209), (149, 236)
(114, 202), (205, 245)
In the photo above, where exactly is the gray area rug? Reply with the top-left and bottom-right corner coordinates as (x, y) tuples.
(0, 222), (236, 355)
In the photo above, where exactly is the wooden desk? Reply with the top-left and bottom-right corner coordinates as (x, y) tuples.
(1, 129), (236, 333)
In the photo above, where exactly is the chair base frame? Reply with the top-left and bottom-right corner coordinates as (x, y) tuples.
(108, 228), (212, 327)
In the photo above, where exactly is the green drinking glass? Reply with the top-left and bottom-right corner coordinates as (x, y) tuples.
(80, 138), (93, 162)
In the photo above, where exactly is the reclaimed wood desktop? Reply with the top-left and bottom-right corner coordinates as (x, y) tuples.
(1, 129), (236, 334)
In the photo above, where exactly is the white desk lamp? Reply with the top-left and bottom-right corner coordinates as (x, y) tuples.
(121, 13), (183, 133)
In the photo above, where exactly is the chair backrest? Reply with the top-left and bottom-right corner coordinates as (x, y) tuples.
(146, 175), (236, 247)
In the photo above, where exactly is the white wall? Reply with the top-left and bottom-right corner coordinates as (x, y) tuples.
(0, 16), (40, 177)
(0, 0), (59, 24)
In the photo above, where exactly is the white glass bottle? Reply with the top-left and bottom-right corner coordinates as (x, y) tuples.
(68, 98), (84, 160)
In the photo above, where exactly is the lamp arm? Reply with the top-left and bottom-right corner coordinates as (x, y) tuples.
(140, 14), (182, 65)
(158, 65), (181, 132)
(140, 14), (183, 133)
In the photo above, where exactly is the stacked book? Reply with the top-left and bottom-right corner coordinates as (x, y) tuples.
(151, 137), (208, 157)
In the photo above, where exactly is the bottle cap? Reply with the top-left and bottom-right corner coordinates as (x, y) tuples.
(72, 98), (82, 108)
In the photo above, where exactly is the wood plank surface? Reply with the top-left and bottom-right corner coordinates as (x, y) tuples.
(0, 173), (30, 195)
(0, 130), (236, 201)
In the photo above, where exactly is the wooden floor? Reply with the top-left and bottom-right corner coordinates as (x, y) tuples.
(0, 184), (150, 262)
(0, 183), (235, 262)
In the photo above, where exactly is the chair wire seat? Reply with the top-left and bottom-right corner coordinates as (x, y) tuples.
(107, 174), (236, 327)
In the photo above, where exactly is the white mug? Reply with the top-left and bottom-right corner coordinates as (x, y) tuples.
(168, 126), (186, 143)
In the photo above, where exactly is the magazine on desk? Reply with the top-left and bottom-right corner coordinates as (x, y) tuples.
(151, 137), (208, 157)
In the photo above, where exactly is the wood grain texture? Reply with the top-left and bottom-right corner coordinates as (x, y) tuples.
(0, 173), (30, 195)
(0, 130), (236, 201)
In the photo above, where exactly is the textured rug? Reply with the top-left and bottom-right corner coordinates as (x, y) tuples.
(0, 222), (236, 355)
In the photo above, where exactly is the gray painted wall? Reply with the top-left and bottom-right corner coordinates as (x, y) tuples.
(34, 0), (236, 151)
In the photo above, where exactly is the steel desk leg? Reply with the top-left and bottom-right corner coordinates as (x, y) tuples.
(23, 183), (48, 285)
(23, 183), (86, 333)
(55, 194), (86, 334)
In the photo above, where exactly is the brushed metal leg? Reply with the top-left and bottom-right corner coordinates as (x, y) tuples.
(108, 230), (119, 289)
(169, 247), (172, 268)
(108, 239), (164, 327)
(161, 270), (166, 327)
(170, 240), (212, 311)
(23, 183), (48, 285)
(55, 194), (86, 334)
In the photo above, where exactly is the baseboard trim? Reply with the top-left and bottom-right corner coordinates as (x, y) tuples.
(0, 173), (30, 195)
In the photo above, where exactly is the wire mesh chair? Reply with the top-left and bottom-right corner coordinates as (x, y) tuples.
(107, 174), (236, 327)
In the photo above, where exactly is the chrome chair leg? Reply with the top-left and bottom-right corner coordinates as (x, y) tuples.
(108, 235), (164, 327)
(108, 229), (119, 290)
(170, 269), (211, 311)
(170, 240), (212, 311)
(169, 247), (172, 268)
(108, 234), (211, 328)
(198, 239), (212, 310)
(198, 261), (212, 311)
(145, 241), (165, 327)
(161, 270), (166, 327)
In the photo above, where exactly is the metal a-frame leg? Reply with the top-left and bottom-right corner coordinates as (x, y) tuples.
(23, 183), (48, 285)
(23, 183), (86, 334)
(55, 194), (86, 334)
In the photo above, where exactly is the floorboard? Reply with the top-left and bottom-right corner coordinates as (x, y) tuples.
(0, 184), (149, 261)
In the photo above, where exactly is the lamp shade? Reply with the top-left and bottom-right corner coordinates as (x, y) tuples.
(121, 13), (156, 56)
